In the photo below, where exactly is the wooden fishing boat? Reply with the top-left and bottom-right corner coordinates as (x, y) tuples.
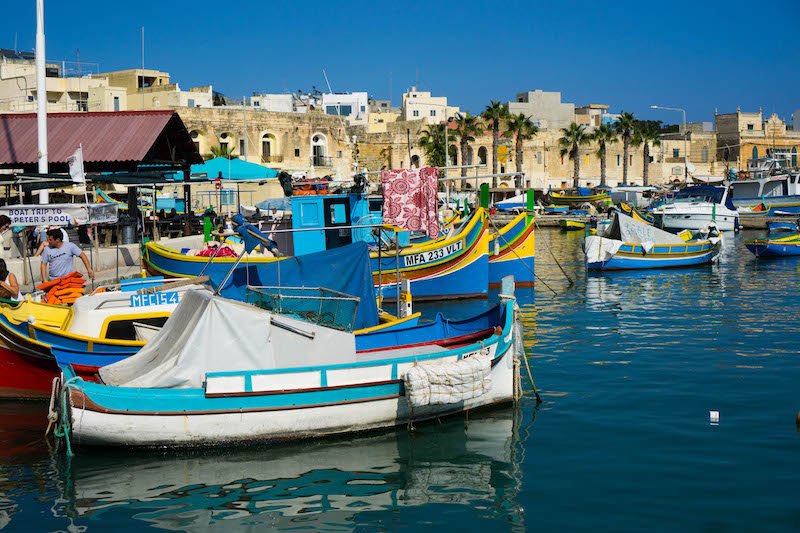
(584, 212), (721, 270)
(767, 220), (799, 233)
(559, 219), (586, 231)
(145, 209), (490, 301)
(52, 280), (521, 449)
(0, 282), (203, 399)
(745, 233), (800, 257)
(549, 191), (610, 205)
(488, 212), (535, 288)
(0, 245), (420, 399)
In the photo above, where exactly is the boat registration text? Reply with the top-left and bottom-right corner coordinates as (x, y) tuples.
(130, 291), (180, 308)
(403, 241), (464, 267)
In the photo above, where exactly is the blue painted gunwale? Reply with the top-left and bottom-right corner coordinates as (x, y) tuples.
(62, 300), (514, 414)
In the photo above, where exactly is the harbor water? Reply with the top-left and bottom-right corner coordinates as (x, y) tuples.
(1, 228), (799, 531)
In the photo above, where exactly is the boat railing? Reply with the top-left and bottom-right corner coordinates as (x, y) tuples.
(245, 285), (360, 332)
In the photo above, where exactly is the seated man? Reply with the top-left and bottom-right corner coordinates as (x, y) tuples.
(40, 228), (94, 282)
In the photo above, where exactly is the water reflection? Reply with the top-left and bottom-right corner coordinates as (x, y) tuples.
(50, 410), (532, 531)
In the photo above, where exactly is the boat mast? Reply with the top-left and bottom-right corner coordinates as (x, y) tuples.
(36, 0), (49, 203)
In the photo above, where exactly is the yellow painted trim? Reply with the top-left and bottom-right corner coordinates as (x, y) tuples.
(98, 312), (171, 340)
(354, 312), (422, 334)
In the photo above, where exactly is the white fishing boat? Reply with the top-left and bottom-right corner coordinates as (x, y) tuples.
(651, 185), (739, 231)
(53, 278), (522, 449)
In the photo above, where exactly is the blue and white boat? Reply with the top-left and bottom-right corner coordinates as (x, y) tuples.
(650, 185), (739, 232)
(767, 220), (799, 233)
(52, 280), (521, 449)
(584, 212), (721, 270)
(745, 233), (800, 257)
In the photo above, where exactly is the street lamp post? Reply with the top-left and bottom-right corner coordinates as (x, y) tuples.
(651, 105), (688, 184)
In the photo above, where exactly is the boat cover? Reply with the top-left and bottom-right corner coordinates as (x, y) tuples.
(404, 354), (492, 407)
(604, 212), (685, 246)
(99, 290), (356, 389)
(212, 241), (381, 331)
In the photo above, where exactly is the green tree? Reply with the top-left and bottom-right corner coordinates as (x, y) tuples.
(559, 123), (591, 189)
(614, 111), (636, 185)
(418, 123), (448, 167)
(504, 113), (538, 180)
(592, 123), (618, 187)
(453, 113), (484, 187)
(632, 122), (661, 186)
(482, 100), (510, 184)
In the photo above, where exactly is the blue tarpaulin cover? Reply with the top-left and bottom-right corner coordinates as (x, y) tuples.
(210, 241), (380, 330)
(191, 157), (279, 180)
(577, 187), (592, 196)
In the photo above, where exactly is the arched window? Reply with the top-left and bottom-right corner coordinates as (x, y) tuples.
(218, 132), (233, 156)
(478, 147), (487, 165)
(190, 130), (202, 155)
(261, 133), (278, 162)
(752, 146), (758, 161)
(701, 146), (709, 163)
(792, 147), (797, 167)
(449, 145), (458, 166)
(465, 146), (474, 166)
(312, 133), (328, 166)
(410, 155), (420, 168)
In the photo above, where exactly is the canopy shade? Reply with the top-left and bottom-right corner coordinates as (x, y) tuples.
(191, 157), (279, 181)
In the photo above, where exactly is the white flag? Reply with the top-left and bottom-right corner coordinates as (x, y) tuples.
(67, 145), (85, 184)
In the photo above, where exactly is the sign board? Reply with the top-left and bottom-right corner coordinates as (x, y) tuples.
(129, 291), (180, 308)
(671, 166), (683, 176)
(498, 145), (509, 164)
(403, 240), (464, 267)
(0, 203), (119, 226)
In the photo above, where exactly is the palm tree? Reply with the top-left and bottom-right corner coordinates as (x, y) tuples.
(615, 111), (636, 185)
(453, 113), (484, 186)
(206, 144), (237, 160)
(558, 123), (591, 189)
(592, 123), (618, 187)
(419, 123), (448, 167)
(504, 114), (538, 182)
(632, 122), (661, 186)
(482, 100), (510, 184)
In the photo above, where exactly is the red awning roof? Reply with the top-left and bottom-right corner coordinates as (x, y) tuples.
(0, 110), (201, 169)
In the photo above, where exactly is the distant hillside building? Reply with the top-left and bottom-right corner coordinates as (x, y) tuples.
(508, 90), (574, 130)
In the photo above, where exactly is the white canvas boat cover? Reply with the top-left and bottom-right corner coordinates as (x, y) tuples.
(99, 289), (356, 389)
(404, 354), (492, 407)
(605, 212), (685, 245)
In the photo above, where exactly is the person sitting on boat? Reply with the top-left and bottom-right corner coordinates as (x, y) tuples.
(40, 228), (94, 282)
(0, 259), (20, 301)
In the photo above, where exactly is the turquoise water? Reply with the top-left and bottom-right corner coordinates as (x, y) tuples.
(2, 228), (799, 531)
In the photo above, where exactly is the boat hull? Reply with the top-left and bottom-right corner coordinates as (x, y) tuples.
(586, 237), (720, 271)
(549, 192), (609, 205)
(60, 299), (518, 447)
(745, 240), (800, 257)
(0, 341), (58, 399)
(655, 212), (738, 232)
(488, 213), (535, 288)
(733, 196), (800, 216)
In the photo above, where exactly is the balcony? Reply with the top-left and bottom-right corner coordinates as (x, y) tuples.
(261, 155), (284, 163)
(311, 156), (333, 167)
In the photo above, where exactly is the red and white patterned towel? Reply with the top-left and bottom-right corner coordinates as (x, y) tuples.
(381, 167), (440, 238)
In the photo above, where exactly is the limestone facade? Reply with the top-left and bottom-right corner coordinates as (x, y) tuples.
(716, 110), (800, 170)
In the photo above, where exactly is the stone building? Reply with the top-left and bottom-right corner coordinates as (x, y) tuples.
(715, 109), (799, 169)
(95, 68), (213, 110)
(508, 90), (575, 130)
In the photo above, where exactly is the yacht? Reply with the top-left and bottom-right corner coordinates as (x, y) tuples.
(651, 185), (739, 232)
(731, 157), (800, 215)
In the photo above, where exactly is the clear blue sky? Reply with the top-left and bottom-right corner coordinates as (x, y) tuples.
(4, 0), (799, 125)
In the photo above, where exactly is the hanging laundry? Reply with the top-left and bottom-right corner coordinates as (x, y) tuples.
(381, 167), (440, 238)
